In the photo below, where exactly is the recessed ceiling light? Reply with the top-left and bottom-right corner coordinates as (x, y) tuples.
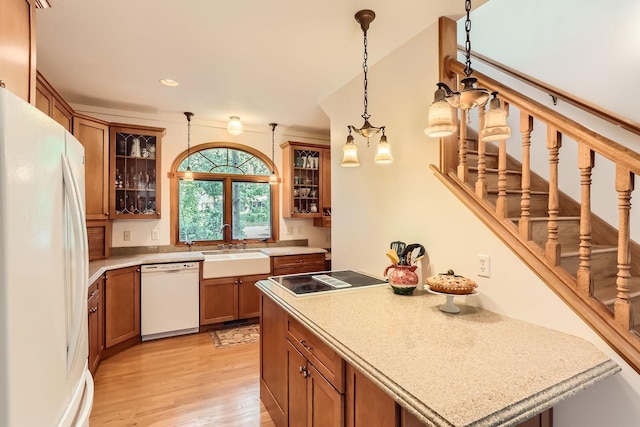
(159, 78), (179, 87)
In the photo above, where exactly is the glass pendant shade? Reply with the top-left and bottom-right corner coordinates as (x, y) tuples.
(227, 116), (243, 136)
(374, 135), (392, 164)
(480, 95), (511, 142)
(183, 166), (194, 181)
(425, 88), (456, 137)
(269, 172), (278, 185)
(341, 136), (360, 167)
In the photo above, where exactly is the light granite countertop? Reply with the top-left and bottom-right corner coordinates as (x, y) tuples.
(256, 280), (620, 427)
(88, 246), (327, 285)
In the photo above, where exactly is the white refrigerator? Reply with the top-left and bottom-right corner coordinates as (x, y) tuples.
(0, 87), (94, 426)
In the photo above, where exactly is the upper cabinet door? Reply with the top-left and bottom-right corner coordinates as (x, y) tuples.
(281, 141), (330, 219)
(0, 0), (36, 103)
(74, 115), (110, 220)
(35, 72), (74, 132)
(109, 124), (164, 219)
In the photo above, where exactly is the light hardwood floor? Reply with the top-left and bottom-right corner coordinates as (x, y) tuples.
(90, 332), (275, 426)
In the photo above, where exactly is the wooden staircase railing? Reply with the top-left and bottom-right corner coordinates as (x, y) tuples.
(432, 17), (640, 373)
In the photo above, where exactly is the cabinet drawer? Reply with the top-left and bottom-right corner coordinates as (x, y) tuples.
(287, 316), (344, 392)
(272, 253), (325, 269)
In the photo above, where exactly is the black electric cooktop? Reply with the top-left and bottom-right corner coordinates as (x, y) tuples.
(268, 270), (387, 296)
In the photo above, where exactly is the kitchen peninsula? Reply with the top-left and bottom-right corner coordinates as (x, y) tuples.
(257, 279), (619, 426)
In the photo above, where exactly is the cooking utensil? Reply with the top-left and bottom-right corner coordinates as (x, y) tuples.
(409, 247), (421, 266)
(386, 249), (400, 265)
(390, 241), (406, 263)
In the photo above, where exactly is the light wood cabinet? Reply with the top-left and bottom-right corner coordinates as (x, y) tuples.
(271, 253), (326, 276)
(260, 293), (288, 427)
(346, 363), (398, 427)
(201, 274), (266, 326)
(87, 276), (104, 376)
(35, 72), (73, 132)
(313, 147), (331, 228)
(0, 0), (36, 103)
(110, 124), (164, 219)
(288, 341), (344, 427)
(104, 266), (140, 348)
(74, 115), (110, 220)
(281, 141), (330, 219)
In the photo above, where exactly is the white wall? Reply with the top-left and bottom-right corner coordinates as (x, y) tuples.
(73, 105), (331, 248)
(321, 16), (640, 427)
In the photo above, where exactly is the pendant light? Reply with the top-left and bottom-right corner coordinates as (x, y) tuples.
(227, 116), (243, 136)
(268, 123), (278, 185)
(341, 128), (360, 167)
(341, 9), (392, 167)
(425, 0), (510, 141)
(183, 112), (194, 181)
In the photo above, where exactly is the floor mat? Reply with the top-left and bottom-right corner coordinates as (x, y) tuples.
(209, 324), (260, 349)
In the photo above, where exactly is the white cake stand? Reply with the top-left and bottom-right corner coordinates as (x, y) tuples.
(426, 286), (478, 314)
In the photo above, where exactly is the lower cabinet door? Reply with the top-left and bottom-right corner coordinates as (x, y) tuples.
(308, 364), (344, 427)
(346, 363), (398, 427)
(200, 278), (238, 325)
(238, 274), (267, 319)
(287, 341), (308, 426)
(105, 266), (140, 348)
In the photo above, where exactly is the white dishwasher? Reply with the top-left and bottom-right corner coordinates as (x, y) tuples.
(141, 262), (200, 341)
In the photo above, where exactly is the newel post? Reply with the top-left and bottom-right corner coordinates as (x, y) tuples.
(438, 17), (459, 174)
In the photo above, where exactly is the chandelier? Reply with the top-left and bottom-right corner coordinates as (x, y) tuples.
(424, 0), (510, 142)
(341, 9), (392, 167)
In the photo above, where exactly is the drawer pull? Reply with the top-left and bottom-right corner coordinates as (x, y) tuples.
(300, 339), (313, 352)
(89, 307), (98, 313)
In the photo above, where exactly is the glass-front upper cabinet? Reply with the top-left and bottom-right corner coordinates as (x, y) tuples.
(109, 124), (165, 219)
(281, 141), (330, 218)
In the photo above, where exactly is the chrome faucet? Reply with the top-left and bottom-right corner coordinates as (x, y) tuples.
(220, 223), (230, 235)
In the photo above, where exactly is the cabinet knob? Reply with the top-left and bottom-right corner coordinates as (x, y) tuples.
(0, 81), (5, 88)
(156, 212), (161, 216)
(299, 366), (309, 377)
(238, 279), (243, 285)
(105, 211), (110, 216)
(89, 307), (97, 313)
(234, 279), (238, 284)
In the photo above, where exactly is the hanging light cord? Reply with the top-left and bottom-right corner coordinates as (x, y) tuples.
(463, 0), (473, 78)
(361, 28), (370, 121)
(187, 114), (191, 168)
(270, 123), (276, 173)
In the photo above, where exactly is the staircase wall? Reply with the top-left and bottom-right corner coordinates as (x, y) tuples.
(321, 15), (640, 427)
(465, 0), (640, 242)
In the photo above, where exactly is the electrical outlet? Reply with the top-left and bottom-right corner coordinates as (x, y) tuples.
(123, 230), (131, 241)
(478, 254), (490, 278)
(151, 229), (159, 240)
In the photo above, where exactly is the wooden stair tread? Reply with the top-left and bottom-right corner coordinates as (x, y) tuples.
(595, 277), (640, 305)
(560, 244), (617, 257)
(468, 149), (498, 157)
(469, 167), (522, 175)
(487, 189), (549, 195)
(527, 216), (580, 222)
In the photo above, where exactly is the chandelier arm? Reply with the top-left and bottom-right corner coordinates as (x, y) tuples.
(437, 82), (456, 96)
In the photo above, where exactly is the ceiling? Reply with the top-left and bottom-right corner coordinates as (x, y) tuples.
(36, 0), (476, 134)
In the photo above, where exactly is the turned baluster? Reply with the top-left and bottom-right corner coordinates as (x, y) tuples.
(518, 112), (533, 240)
(495, 102), (510, 218)
(576, 144), (595, 297)
(614, 165), (634, 331)
(457, 109), (469, 182)
(545, 127), (562, 266)
(475, 104), (487, 199)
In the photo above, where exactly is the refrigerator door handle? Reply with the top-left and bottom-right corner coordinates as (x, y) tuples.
(61, 154), (89, 375)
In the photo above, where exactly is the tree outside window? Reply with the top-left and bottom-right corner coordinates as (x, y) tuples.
(171, 144), (278, 245)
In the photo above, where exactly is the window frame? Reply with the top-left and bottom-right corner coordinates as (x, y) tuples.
(169, 142), (279, 246)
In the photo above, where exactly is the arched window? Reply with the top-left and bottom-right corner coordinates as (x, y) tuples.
(170, 142), (279, 245)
